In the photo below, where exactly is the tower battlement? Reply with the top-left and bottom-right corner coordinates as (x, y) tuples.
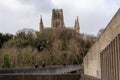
(52, 9), (64, 28)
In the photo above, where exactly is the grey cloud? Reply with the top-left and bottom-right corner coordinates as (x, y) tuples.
(0, 0), (119, 35)
(62, 6), (119, 35)
(19, 0), (54, 13)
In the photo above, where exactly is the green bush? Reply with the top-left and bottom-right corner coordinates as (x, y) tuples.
(2, 54), (11, 68)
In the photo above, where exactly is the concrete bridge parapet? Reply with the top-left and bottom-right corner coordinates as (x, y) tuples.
(84, 8), (120, 78)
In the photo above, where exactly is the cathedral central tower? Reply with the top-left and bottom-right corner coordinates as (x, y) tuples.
(51, 9), (65, 28)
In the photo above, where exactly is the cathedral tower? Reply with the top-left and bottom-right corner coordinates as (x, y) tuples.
(51, 9), (65, 28)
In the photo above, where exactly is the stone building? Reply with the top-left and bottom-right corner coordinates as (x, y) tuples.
(39, 9), (80, 33)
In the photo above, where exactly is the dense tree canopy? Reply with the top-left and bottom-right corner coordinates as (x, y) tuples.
(0, 33), (13, 48)
(0, 28), (96, 68)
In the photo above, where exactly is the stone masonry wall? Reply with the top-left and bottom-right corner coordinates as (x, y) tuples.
(84, 9), (120, 78)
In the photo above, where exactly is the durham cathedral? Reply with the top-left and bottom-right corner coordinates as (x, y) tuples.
(39, 9), (80, 33)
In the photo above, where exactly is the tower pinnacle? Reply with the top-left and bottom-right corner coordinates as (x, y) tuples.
(74, 16), (80, 33)
(40, 16), (44, 31)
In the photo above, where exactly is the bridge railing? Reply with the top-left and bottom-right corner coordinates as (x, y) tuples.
(0, 65), (83, 74)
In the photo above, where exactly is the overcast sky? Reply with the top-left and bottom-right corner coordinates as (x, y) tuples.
(0, 0), (120, 35)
